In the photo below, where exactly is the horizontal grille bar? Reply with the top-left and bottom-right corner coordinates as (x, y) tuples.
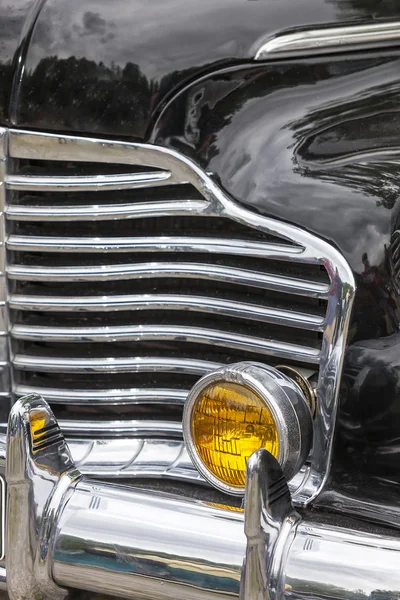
(13, 355), (221, 374)
(7, 262), (329, 297)
(58, 419), (182, 437)
(5, 171), (175, 191)
(14, 385), (188, 405)
(11, 324), (321, 363)
(68, 438), (201, 481)
(7, 234), (302, 258)
(6, 199), (209, 221)
(10, 293), (324, 330)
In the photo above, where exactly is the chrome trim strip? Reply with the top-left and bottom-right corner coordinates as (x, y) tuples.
(7, 262), (329, 298)
(7, 234), (302, 257)
(10, 293), (324, 330)
(11, 324), (321, 363)
(58, 419), (182, 438)
(6, 171), (176, 191)
(54, 480), (400, 600)
(14, 385), (189, 405)
(255, 22), (400, 60)
(13, 354), (221, 374)
(0, 477), (4, 561)
(5, 199), (209, 221)
(53, 479), (245, 600)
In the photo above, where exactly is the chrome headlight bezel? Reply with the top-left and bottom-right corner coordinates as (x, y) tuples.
(183, 361), (313, 496)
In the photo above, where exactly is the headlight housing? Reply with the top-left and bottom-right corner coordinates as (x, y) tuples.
(183, 361), (313, 495)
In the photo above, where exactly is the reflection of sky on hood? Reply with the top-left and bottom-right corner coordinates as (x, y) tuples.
(0, 1), (35, 62)
(4, 0), (400, 79)
(23, 0), (339, 81)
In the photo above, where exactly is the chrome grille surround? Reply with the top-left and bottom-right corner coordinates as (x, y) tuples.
(390, 230), (400, 293)
(1, 128), (355, 505)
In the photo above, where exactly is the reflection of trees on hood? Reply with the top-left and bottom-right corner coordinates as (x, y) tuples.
(17, 55), (199, 139)
(20, 56), (153, 137)
(0, 61), (13, 122)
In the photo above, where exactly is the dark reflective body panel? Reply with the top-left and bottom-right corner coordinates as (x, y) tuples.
(153, 54), (400, 523)
(6, 0), (400, 137)
(3, 0), (400, 526)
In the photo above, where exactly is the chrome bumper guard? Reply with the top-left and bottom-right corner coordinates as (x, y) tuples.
(1, 395), (400, 600)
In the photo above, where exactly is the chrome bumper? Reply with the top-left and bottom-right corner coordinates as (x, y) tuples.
(1, 395), (400, 600)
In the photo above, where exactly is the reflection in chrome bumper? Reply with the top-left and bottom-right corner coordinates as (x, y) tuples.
(2, 395), (400, 600)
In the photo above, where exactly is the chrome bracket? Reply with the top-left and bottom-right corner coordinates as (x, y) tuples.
(6, 394), (82, 600)
(240, 449), (300, 600)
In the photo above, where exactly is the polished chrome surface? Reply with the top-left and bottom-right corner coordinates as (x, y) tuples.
(13, 354), (221, 374)
(14, 384), (189, 405)
(7, 262), (329, 298)
(6, 170), (175, 191)
(0, 132), (10, 423)
(57, 417), (182, 437)
(6, 394), (82, 600)
(5, 397), (400, 600)
(9, 293), (324, 330)
(7, 234), (299, 256)
(0, 476), (4, 561)
(54, 481), (244, 600)
(2, 127), (355, 504)
(241, 447), (400, 600)
(11, 324), (321, 363)
(183, 363), (313, 495)
(241, 449), (300, 600)
(285, 523), (400, 599)
(5, 198), (209, 221)
(255, 22), (400, 60)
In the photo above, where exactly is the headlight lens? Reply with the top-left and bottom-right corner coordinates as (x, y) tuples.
(183, 362), (313, 495)
(191, 381), (279, 489)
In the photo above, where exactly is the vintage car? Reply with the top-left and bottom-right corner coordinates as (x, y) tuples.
(0, 0), (400, 598)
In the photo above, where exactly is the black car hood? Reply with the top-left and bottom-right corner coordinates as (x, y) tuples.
(4, 0), (400, 138)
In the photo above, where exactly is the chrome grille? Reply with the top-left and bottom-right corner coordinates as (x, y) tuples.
(0, 128), (355, 504)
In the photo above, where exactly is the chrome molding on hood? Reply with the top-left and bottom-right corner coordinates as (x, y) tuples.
(255, 22), (400, 60)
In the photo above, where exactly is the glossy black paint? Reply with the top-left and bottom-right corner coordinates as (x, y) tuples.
(3, 0), (400, 527)
(5, 0), (400, 138)
(153, 53), (400, 525)
(0, 0), (36, 122)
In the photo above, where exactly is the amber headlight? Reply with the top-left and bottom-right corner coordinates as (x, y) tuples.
(183, 362), (313, 495)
